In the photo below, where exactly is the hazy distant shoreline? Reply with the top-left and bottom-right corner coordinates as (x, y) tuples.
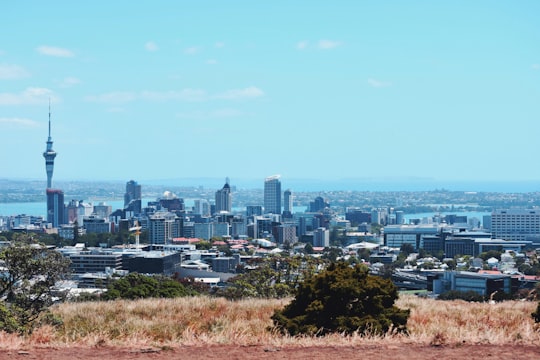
(2, 178), (540, 193)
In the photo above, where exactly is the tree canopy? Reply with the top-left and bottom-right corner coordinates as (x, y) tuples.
(0, 238), (71, 333)
(103, 273), (196, 300)
(271, 262), (409, 336)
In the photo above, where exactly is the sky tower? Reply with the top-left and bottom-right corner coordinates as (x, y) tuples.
(43, 101), (57, 189)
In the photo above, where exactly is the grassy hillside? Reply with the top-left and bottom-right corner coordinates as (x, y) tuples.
(0, 295), (538, 349)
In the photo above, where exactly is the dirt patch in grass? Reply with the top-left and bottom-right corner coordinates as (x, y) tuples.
(1, 344), (539, 360)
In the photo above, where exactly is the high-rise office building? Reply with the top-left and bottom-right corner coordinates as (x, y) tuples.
(309, 196), (329, 213)
(46, 188), (65, 228)
(284, 188), (293, 211)
(124, 180), (142, 214)
(215, 178), (232, 213)
(43, 102), (57, 189)
(264, 175), (281, 214)
(149, 212), (182, 244)
(491, 209), (540, 241)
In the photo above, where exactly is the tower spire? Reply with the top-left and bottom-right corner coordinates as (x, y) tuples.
(48, 98), (51, 140)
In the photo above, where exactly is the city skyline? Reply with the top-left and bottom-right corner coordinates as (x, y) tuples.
(1, 1), (540, 185)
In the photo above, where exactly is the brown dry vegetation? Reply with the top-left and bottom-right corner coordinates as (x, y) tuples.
(0, 295), (539, 358)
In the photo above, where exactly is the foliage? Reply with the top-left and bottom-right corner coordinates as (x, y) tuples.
(214, 256), (321, 300)
(0, 238), (71, 333)
(271, 262), (409, 336)
(437, 290), (485, 302)
(479, 250), (502, 261)
(321, 247), (342, 262)
(174, 275), (212, 294)
(303, 242), (314, 254)
(400, 243), (415, 256)
(532, 302), (540, 323)
(103, 273), (196, 300)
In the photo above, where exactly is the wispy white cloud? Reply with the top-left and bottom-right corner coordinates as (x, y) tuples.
(0, 64), (30, 79)
(145, 41), (159, 52)
(318, 39), (342, 49)
(532, 64), (540, 70)
(86, 87), (264, 104)
(184, 46), (201, 55)
(176, 108), (245, 120)
(206, 59), (218, 65)
(0, 87), (58, 105)
(215, 42), (225, 48)
(36, 45), (75, 58)
(297, 40), (309, 50)
(58, 76), (81, 88)
(0, 117), (39, 128)
(215, 86), (264, 100)
(368, 78), (392, 88)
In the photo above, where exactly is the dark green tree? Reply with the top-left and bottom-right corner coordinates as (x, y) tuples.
(532, 302), (540, 323)
(437, 290), (485, 302)
(479, 249), (502, 261)
(271, 262), (409, 336)
(0, 239), (71, 333)
(400, 243), (414, 256)
(103, 273), (196, 300)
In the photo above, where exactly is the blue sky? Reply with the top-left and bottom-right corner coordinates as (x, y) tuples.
(1, 1), (539, 186)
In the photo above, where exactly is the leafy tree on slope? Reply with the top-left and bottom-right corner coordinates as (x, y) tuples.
(271, 262), (409, 336)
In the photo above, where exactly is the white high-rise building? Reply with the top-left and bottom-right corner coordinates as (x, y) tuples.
(491, 209), (540, 241)
(149, 212), (181, 244)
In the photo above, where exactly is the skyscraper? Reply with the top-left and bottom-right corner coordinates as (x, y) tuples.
(283, 189), (293, 219)
(43, 102), (57, 189)
(46, 188), (65, 228)
(264, 175), (281, 214)
(124, 180), (142, 214)
(215, 178), (232, 213)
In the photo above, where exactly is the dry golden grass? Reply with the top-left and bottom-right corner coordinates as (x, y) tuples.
(0, 294), (539, 349)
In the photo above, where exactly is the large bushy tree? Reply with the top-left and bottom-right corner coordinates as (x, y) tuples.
(103, 273), (196, 300)
(0, 238), (71, 333)
(271, 262), (409, 336)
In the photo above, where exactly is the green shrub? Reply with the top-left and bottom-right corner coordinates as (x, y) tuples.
(437, 290), (485, 302)
(103, 273), (196, 300)
(271, 262), (409, 336)
(532, 302), (540, 323)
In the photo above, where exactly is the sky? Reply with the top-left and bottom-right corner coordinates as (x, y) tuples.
(1, 1), (540, 188)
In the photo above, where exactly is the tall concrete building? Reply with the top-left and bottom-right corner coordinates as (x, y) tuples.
(149, 212), (182, 245)
(313, 227), (330, 247)
(491, 209), (540, 242)
(46, 188), (65, 228)
(215, 178), (232, 213)
(284, 189), (293, 212)
(264, 175), (281, 214)
(124, 180), (142, 213)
